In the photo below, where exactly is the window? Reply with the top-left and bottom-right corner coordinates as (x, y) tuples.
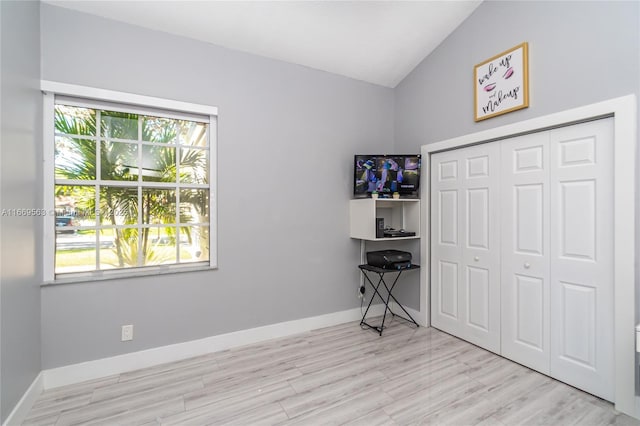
(43, 86), (217, 282)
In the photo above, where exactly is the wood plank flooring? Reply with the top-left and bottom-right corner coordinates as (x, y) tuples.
(23, 318), (640, 425)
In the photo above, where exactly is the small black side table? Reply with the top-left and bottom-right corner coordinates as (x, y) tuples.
(358, 264), (420, 336)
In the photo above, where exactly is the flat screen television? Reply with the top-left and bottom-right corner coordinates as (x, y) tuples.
(353, 154), (421, 198)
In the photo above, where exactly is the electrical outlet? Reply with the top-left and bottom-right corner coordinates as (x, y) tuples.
(358, 285), (365, 298)
(121, 324), (134, 341)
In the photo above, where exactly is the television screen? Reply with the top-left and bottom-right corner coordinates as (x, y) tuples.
(354, 154), (421, 197)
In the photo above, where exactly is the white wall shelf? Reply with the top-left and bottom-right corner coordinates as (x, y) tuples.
(349, 198), (420, 241)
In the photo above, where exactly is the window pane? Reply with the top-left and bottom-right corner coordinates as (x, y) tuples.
(179, 189), (209, 224)
(56, 230), (97, 274)
(100, 187), (138, 225)
(97, 228), (122, 270)
(101, 110), (139, 140)
(143, 116), (207, 146)
(179, 226), (209, 263)
(179, 121), (208, 147)
(179, 148), (208, 184)
(143, 227), (177, 266)
(55, 185), (97, 226)
(55, 136), (96, 180)
(141, 145), (176, 182)
(98, 229), (119, 270)
(142, 117), (178, 143)
(101, 141), (138, 181)
(100, 227), (140, 269)
(141, 189), (176, 224)
(55, 105), (96, 136)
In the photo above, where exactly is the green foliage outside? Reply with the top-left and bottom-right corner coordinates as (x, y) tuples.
(55, 106), (209, 271)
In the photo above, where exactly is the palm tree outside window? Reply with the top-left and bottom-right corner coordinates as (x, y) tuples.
(52, 101), (211, 276)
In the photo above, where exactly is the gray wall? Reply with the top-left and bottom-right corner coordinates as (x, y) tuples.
(0, 1), (42, 421)
(24, 0), (640, 374)
(393, 0), (640, 310)
(39, 4), (394, 369)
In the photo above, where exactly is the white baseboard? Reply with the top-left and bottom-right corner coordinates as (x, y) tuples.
(389, 301), (424, 327)
(2, 372), (43, 426)
(404, 305), (424, 326)
(43, 304), (386, 390)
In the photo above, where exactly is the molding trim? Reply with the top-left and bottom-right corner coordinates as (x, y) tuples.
(42, 305), (385, 390)
(40, 80), (218, 116)
(2, 372), (44, 426)
(421, 94), (637, 419)
(403, 306), (424, 327)
(389, 302), (424, 327)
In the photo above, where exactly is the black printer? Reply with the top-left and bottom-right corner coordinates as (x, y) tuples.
(366, 250), (412, 270)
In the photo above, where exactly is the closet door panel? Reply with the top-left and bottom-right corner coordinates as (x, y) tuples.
(549, 118), (614, 401)
(460, 144), (501, 352)
(431, 144), (501, 353)
(500, 132), (551, 373)
(431, 150), (463, 335)
(514, 184), (544, 255)
(514, 274), (545, 349)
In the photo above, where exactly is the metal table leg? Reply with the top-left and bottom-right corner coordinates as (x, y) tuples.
(359, 269), (419, 336)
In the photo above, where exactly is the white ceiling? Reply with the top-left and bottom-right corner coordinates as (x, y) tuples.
(43, 1), (482, 88)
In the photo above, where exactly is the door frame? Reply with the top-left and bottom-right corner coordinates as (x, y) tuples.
(419, 95), (637, 417)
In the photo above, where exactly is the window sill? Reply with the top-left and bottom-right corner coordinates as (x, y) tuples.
(42, 262), (217, 286)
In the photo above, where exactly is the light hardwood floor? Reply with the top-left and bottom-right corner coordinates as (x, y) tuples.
(23, 318), (640, 426)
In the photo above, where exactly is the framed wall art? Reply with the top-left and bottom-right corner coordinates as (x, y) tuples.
(474, 42), (529, 122)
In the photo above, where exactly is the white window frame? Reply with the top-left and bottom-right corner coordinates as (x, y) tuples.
(41, 81), (218, 284)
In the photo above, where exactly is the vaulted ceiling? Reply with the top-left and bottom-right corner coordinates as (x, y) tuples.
(44, 1), (482, 88)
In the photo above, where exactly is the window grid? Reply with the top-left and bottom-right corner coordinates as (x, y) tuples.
(53, 101), (211, 276)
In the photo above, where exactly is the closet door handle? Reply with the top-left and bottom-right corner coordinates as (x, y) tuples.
(474, 256), (479, 261)
(524, 262), (531, 269)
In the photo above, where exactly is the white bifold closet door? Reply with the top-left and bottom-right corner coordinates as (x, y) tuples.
(430, 143), (501, 353)
(430, 118), (614, 401)
(548, 119), (614, 401)
(500, 131), (551, 374)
